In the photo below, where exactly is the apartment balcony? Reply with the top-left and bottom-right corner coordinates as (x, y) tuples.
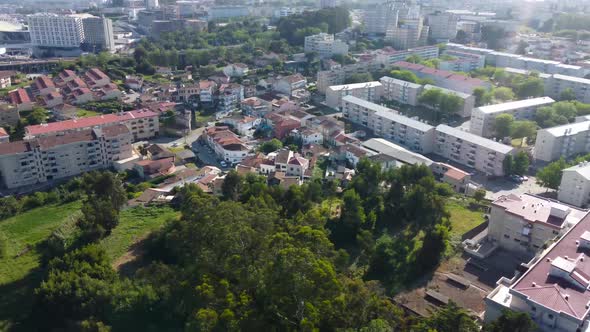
(451, 153), (460, 160)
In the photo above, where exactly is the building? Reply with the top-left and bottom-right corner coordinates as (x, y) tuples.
(202, 126), (250, 164)
(25, 109), (159, 141)
(434, 124), (514, 176)
(470, 97), (555, 137)
(32, 76), (57, 97)
(423, 84), (475, 118)
(320, 0), (337, 8)
(223, 63), (249, 78)
(386, 16), (428, 50)
(484, 204), (590, 332)
(394, 61), (490, 94)
(439, 50), (486, 73)
(363, 2), (398, 35)
(199, 80), (217, 104)
(207, 5), (250, 21)
(559, 163), (590, 208)
(241, 97), (272, 117)
(81, 16), (115, 52)
(0, 124), (133, 189)
(27, 13), (84, 48)
(379, 76), (422, 106)
(304, 33), (349, 59)
(8, 88), (33, 112)
(218, 83), (244, 113)
(0, 103), (20, 127)
(545, 74), (590, 104)
(325, 81), (383, 109)
(0, 71), (13, 89)
(342, 95), (435, 154)
(426, 11), (458, 43)
(273, 74), (307, 96)
(83, 68), (111, 88)
(488, 194), (587, 255)
(534, 121), (590, 162)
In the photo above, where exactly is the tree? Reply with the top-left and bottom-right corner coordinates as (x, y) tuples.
(512, 152), (530, 176)
(334, 189), (366, 245)
(515, 40), (529, 55)
(418, 88), (442, 110)
(413, 301), (479, 332)
(259, 139), (283, 153)
(27, 107), (49, 125)
(389, 70), (420, 83)
(510, 120), (537, 139)
(516, 77), (544, 98)
(482, 26), (506, 50)
(405, 54), (423, 64)
(455, 30), (468, 43)
(484, 309), (536, 332)
(494, 114), (514, 138)
(473, 87), (487, 107)
(493, 87), (515, 102)
(536, 158), (568, 190)
(503, 155), (513, 176)
(560, 87), (577, 101)
(439, 93), (464, 116)
(473, 189), (486, 203)
(345, 73), (373, 84)
(221, 170), (242, 201)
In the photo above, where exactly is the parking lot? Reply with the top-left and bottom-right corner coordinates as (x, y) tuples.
(471, 174), (549, 200)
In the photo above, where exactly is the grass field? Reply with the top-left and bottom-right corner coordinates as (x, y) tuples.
(446, 198), (486, 237)
(76, 109), (102, 118)
(0, 202), (179, 330)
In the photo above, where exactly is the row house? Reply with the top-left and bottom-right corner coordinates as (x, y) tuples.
(83, 68), (111, 88)
(8, 88), (33, 111)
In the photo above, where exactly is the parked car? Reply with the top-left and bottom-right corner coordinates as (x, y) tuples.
(508, 174), (523, 183)
(220, 161), (227, 167)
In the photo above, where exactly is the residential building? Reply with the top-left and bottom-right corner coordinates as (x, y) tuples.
(470, 97), (555, 137)
(386, 16), (429, 50)
(81, 16), (115, 52)
(342, 95), (435, 153)
(434, 124), (514, 176)
(207, 5), (250, 21)
(199, 80), (217, 104)
(292, 127), (323, 145)
(0, 103), (19, 127)
(487, 194), (587, 254)
(25, 109), (159, 141)
(325, 81), (383, 109)
(304, 33), (349, 59)
(69, 88), (94, 105)
(0, 71), (12, 89)
(545, 74), (590, 104)
(439, 50), (486, 73)
(32, 76), (57, 97)
(221, 115), (259, 136)
(394, 61), (490, 94)
(134, 157), (175, 179)
(241, 97), (272, 117)
(8, 88), (33, 112)
(223, 63), (249, 78)
(55, 69), (78, 85)
(27, 13), (84, 48)
(423, 84), (475, 118)
(218, 83), (244, 113)
(273, 74), (307, 96)
(380, 76), (422, 106)
(83, 68), (111, 88)
(534, 121), (590, 162)
(484, 201), (590, 332)
(426, 11), (458, 43)
(559, 162), (590, 208)
(202, 126), (250, 164)
(42, 91), (63, 108)
(363, 2), (398, 34)
(0, 124), (133, 189)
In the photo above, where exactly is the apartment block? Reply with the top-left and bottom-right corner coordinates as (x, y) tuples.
(470, 97), (555, 138)
(325, 81), (383, 109)
(488, 193), (587, 255)
(25, 109), (159, 141)
(304, 33), (349, 59)
(485, 208), (590, 332)
(27, 13), (84, 48)
(342, 95), (435, 154)
(423, 84), (475, 118)
(439, 50), (486, 73)
(558, 163), (590, 208)
(394, 61), (490, 94)
(545, 74), (590, 104)
(534, 121), (590, 162)
(82, 16), (115, 52)
(434, 124), (514, 176)
(379, 76), (422, 106)
(202, 126), (250, 164)
(426, 11), (458, 42)
(0, 124), (133, 189)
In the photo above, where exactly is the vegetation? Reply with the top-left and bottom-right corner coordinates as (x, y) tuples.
(418, 88), (465, 119)
(259, 138), (283, 153)
(277, 7), (351, 45)
(535, 152), (590, 190)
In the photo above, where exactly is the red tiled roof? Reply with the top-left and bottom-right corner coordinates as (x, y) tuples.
(37, 129), (96, 149)
(9, 88), (30, 105)
(26, 109), (157, 136)
(85, 68), (109, 82)
(34, 76), (55, 90)
(0, 141), (30, 155)
(0, 127), (8, 137)
(444, 167), (468, 181)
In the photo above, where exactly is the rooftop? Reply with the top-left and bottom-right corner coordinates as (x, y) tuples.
(436, 124), (514, 154)
(380, 76), (422, 88)
(476, 97), (555, 114)
(362, 138), (433, 166)
(543, 121), (590, 138)
(328, 81), (382, 91)
(563, 162), (590, 181)
(423, 84), (471, 99)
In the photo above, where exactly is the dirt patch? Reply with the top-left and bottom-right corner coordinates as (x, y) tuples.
(112, 235), (150, 276)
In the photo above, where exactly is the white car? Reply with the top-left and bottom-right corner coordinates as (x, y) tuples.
(220, 161), (227, 167)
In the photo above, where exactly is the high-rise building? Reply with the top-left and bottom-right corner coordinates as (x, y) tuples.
(27, 13), (84, 48)
(385, 4), (428, 49)
(82, 16), (115, 52)
(145, 0), (159, 9)
(425, 11), (457, 42)
(304, 33), (349, 59)
(320, 0), (337, 8)
(363, 2), (398, 34)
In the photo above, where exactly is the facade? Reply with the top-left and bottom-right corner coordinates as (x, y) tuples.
(470, 97), (555, 138)
(559, 163), (590, 208)
(434, 124), (514, 176)
(342, 95), (435, 154)
(439, 50), (486, 72)
(394, 61), (490, 94)
(273, 74), (307, 96)
(25, 109), (159, 141)
(199, 80), (217, 103)
(379, 76), (422, 106)
(207, 6), (250, 21)
(82, 16), (115, 52)
(0, 124), (133, 189)
(426, 11), (458, 42)
(218, 83), (244, 113)
(545, 74), (590, 104)
(485, 207), (590, 332)
(423, 84), (475, 118)
(534, 121), (590, 162)
(304, 33), (349, 59)
(32, 76), (57, 97)
(202, 126), (250, 164)
(386, 16), (429, 50)
(325, 81), (383, 109)
(363, 3), (398, 34)
(28, 13), (84, 48)
(223, 63), (249, 78)
(241, 97), (272, 117)
(8, 88), (33, 112)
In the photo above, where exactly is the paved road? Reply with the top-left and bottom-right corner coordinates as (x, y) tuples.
(473, 175), (549, 200)
(151, 127), (206, 148)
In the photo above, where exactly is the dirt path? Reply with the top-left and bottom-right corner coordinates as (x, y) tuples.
(112, 234), (150, 275)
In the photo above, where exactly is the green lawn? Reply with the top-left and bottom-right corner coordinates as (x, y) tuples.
(446, 199), (486, 237)
(76, 109), (102, 118)
(100, 206), (179, 262)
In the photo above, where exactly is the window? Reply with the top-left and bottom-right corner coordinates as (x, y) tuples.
(548, 314), (554, 319)
(531, 306), (536, 311)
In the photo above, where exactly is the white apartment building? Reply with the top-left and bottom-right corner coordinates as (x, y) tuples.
(342, 95), (435, 154)
(534, 121), (590, 162)
(81, 16), (115, 52)
(426, 11), (458, 42)
(558, 163), (590, 208)
(28, 13), (84, 48)
(0, 124), (133, 189)
(439, 50), (486, 73)
(325, 81), (383, 109)
(304, 33), (349, 59)
(435, 124), (514, 176)
(545, 74), (590, 104)
(386, 17), (429, 50)
(380, 76), (422, 106)
(485, 209), (590, 332)
(363, 4), (398, 34)
(470, 97), (555, 138)
(488, 193), (587, 255)
(423, 84), (475, 118)
(218, 83), (244, 113)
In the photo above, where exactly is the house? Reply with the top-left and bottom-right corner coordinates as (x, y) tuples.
(0, 71), (14, 89)
(291, 127), (323, 145)
(218, 83), (244, 113)
(125, 75), (144, 91)
(286, 155), (310, 178)
(241, 97), (272, 117)
(83, 68), (111, 88)
(8, 88), (33, 111)
(273, 74), (307, 96)
(133, 156), (176, 178)
(0, 103), (20, 127)
(41, 90), (63, 108)
(55, 69), (78, 85)
(223, 63), (249, 77)
(94, 83), (122, 101)
(202, 126), (250, 164)
(221, 115), (259, 135)
(0, 128), (9, 143)
(69, 88), (95, 105)
(32, 75), (57, 96)
(199, 80), (217, 103)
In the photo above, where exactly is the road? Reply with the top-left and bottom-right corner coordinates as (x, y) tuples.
(473, 174), (549, 200)
(150, 127), (205, 148)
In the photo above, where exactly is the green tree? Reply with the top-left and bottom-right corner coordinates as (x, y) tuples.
(439, 93), (464, 116)
(516, 77), (544, 98)
(473, 189), (486, 203)
(510, 120), (537, 139)
(536, 158), (568, 190)
(473, 87), (487, 107)
(484, 309), (536, 332)
(503, 154), (513, 176)
(419, 88), (442, 109)
(493, 113), (514, 138)
(221, 170), (242, 201)
(493, 87), (515, 101)
(27, 107), (49, 125)
(413, 301), (479, 332)
(259, 139), (283, 153)
(345, 73), (373, 84)
(512, 152), (530, 176)
(389, 70), (420, 83)
(560, 87), (577, 101)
